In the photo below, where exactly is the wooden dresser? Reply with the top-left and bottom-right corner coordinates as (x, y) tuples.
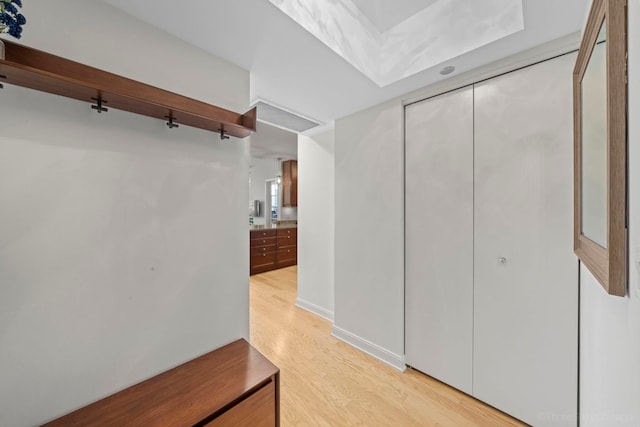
(250, 229), (278, 274)
(43, 339), (279, 427)
(250, 228), (297, 275)
(276, 228), (297, 269)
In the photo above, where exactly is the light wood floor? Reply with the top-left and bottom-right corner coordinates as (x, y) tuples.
(250, 266), (526, 427)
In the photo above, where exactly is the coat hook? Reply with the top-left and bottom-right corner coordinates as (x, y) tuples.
(219, 128), (230, 140)
(90, 97), (108, 113)
(165, 115), (179, 129)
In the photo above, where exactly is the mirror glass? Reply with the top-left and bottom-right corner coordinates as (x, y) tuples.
(581, 19), (608, 248)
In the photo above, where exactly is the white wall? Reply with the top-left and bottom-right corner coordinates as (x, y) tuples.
(333, 99), (406, 369)
(296, 130), (335, 321)
(280, 206), (298, 220)
(0, 1), (250, 425)
(250, 121), (298, 160)
(250, 157), (279, 225)
(19, 1), (248, 114)
(579, 1), (640, 425)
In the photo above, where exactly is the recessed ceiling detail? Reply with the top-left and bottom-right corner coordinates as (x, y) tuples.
(254, 100), (321, 133)
(350, 0), (440, 32)
(268, 0), (524, 87)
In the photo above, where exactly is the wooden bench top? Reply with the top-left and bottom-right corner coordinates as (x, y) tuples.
(43, 339), (279, 426)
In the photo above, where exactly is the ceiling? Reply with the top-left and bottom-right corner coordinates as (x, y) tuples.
(350, 0), (439, 32)
(250, 121), (298, 160)
(102, 0), (590, 126)
(266, 0), (525, 87)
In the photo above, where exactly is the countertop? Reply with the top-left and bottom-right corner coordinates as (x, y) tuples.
(250, 224), (297, 231)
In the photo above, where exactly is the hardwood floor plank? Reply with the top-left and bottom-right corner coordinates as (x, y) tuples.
(250, 267), (525, 426)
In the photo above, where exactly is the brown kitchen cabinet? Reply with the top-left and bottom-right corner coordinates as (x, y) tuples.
(276, 228), (297, 268)
(281, 160), (297, 207)
(250, 229), (278, 275)
(44, 339), (279, 427)
(250, 228), (297, 275)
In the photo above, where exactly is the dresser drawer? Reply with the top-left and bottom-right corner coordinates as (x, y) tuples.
(276, 235), (296, 249)
(251, 237), (277, 248)
(251, 252), (277, 274)
(277, 247), (297, 264)
(251, 245), (276, 256)
(251, 229), (277, 239)
(276, 228), (297, 238)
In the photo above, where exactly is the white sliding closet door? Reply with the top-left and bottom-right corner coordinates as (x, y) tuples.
(473, 54), (578, 426)
(405, 87), (474, 394)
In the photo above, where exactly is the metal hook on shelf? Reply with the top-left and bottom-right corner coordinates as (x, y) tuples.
(90, 97), (108, 113)
(219, 128), (230, 140)
(165, 115), (179, 129)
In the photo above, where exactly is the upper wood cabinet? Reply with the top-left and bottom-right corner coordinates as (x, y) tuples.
(0, 40), (256, 138)
(282, 160), (298, 207)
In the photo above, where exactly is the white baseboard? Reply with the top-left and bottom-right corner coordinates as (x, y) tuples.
(331, 325), (406, 372)
(295, 298), (335, 322)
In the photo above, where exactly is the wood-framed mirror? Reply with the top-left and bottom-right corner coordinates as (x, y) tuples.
(574, 0), (627, 296)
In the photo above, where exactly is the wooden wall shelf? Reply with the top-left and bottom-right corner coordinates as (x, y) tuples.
(0, 40), (256, 138)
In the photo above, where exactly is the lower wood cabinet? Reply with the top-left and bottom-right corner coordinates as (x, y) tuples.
(205, 380), (275, 427)
(275, 228), (297, 268)
(276, 248), (296, 266)
(43, 339), (279, 427)
(250, 228), (297, 275)
(251, 252), (277, 273)
(250, 229), (277, 275)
